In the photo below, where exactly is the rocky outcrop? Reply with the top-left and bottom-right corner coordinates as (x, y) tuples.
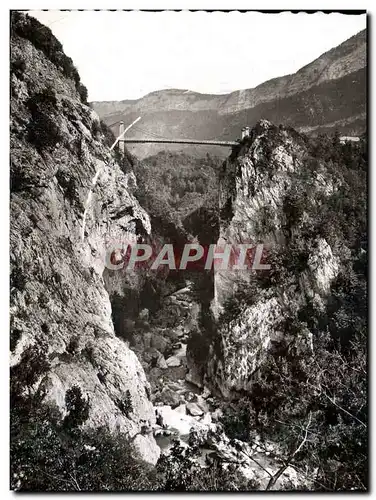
(10, 13), (159, 464)
(189, 120), (345, 397)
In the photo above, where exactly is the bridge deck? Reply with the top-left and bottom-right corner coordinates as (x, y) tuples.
(120, 138), (238, 147)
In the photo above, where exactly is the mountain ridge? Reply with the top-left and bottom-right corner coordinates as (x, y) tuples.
(93, 29), (365, 115)
(92, 28), (366, 159)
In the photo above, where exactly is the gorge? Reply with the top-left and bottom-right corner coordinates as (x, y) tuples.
(10, 12), (367, 492)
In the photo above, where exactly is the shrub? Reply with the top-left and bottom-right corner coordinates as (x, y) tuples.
(66, 337), (79, 355)
(11, 392), (158, 491)
(157, 440), (259, 491)
(55, 170), (79, 203)
(10, 326), (22, 352)
(78, 83), (88, 104)
(10, 266), (26, 292)
(27, 113), (62, 151)
(11, 57), (26, 80)
(116, 389), (133, 418)
(26, 86), (63, 152)
(219, 399), (252, 441)
(10, 344), (50, 399)
(100, 120), (116, 148)
(63, 385), (90, 430)
(91, 119), (101, 138)
(222, 331), (367, 491)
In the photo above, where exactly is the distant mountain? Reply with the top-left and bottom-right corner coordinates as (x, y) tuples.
(92, 29), (366, 158)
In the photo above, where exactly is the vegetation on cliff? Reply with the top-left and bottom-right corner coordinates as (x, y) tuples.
(216, 128), (367, 491)
(134, 150), (222, 225)
(10, 11), (367, 493)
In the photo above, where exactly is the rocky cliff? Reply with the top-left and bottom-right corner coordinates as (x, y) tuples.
(10, 12), (159, 464)
(93, 29), (366, 158)
(187, 119), (365, 398)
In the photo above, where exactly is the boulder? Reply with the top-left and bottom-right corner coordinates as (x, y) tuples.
(132, 434), (160, 466)
(166, 381), (184, 392)
(193, 395), (209, 413)
(200, 412), (212, 425)
(173, 286), (191, 296)
(185, 366), (203, 388)
(156, 355), (168, 369)
(186, 402), (204, 417)
(143, 347), (161, 364)
(157, 388), (181, 408)
(166, 356), (181, 367)
(150, 333), (168, 354)
(164, 328), (180, 342)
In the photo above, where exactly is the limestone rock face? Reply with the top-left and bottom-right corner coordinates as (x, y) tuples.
(10, 13), (158, 464)
(193, 121), (345, 397)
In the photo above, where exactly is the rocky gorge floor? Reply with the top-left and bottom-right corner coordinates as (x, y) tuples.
(127, 280), (308, 490)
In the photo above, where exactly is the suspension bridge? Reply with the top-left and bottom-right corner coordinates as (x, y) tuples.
(108, 117), (241, 150)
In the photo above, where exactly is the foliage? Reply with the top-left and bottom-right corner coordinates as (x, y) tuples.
(98, 120), (133, 167)
(157, 440), (259, 491)
(10, 383), (259, 491)
(10, 344), (50, 398)
(26, 85), (63, 152)
(10, 347), (157, 491)
(219, 277), (262, 325)
(219, 399), (252, 441)
(91, 119), (101, 138)
(216, 132), (368, 491)
(115, 389), (133, 418)
(99, 120), (116, 148)
(55, 169), (80, 203)
(218, 329), (367, 491)
(134, 151), (223, 226)
(63, 385), (90, 430)
(10, 394), (158, 491)
(78, 83), (88, 104)
(66, 337), (79, 355)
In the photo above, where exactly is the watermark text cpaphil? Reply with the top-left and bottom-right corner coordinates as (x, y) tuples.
(105, 242), (271, 272)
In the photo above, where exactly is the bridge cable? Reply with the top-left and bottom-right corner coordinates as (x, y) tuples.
(131, 125), (172, 141)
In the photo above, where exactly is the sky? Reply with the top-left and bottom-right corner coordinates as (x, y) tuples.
(29, 10), (366, 102)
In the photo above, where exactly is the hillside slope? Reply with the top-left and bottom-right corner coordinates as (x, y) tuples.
(185, 120), (367, 490)
(10, 12), (159, 467)
(93, 29), (366, 158)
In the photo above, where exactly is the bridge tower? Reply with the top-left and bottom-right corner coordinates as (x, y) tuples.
(119, 121), (125, 152)
(241, 126), (250, 139)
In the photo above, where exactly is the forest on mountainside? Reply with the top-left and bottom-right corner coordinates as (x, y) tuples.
(133, 150), (223, 226)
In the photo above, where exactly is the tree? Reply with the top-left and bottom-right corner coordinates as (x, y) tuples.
(157, 440), (259, 491)
(63, 385), (90, 430)
(116, 389), (133, 418)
